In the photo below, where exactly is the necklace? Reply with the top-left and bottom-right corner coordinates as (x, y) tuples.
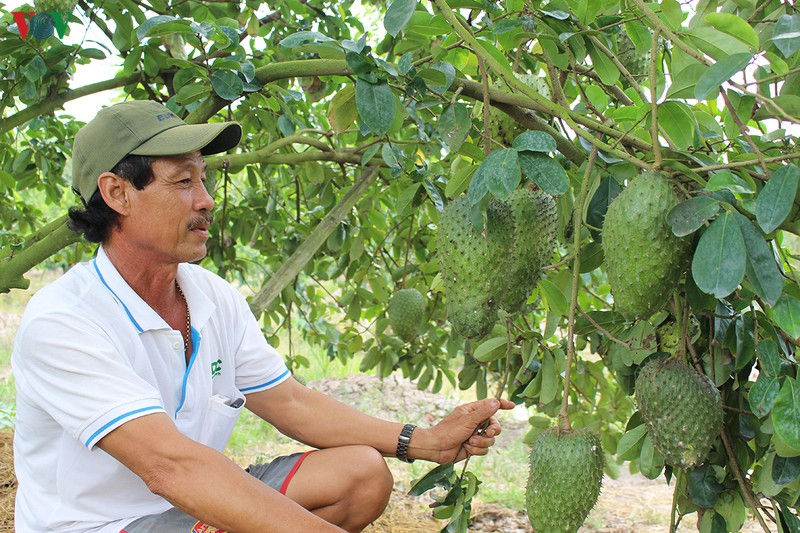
(175, 281), (191, 354)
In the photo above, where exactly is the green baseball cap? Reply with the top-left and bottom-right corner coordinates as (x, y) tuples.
(72, 100), (241, 201)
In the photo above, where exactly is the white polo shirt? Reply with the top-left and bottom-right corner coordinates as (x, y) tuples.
(11, 246), (290, 533)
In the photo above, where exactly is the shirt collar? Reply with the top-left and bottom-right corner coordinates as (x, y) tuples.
(93, 246), (215, 333)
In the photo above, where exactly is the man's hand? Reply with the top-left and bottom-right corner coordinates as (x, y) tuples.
(410, 398), (515, 463)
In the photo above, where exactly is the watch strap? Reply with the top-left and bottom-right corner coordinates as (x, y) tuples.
(396, 423), (416, 463)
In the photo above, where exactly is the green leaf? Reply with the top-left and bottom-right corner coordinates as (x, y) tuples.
(210, 69), (243, 101)
(689, 464), (724, 508)
(423, 179), (444, 212)
(518, 152), (568, 196)
(749, 374), (780, 418)
(473, 336), (509, 362)
(616, 424), (647, 461)
(772, 378), (800, 452)
(756, 165), (800, 233)
(691, 212), (747, 298)
(22, 56), (47, 81)
(706, 171), (754, 195)
(658, 101), (696, 150)
(609, 321), (658, 366)
(136, 15), (179, 40)
(327, 85), (357, 134)
(279, 31), (335, 48)
(478, 149), (520, 200)
(772, 14), (800, 58)
(769, 293), (800, 339)
(539, 278), (569, 316)
(588, 176), (622, 242)
(757, 339), (782, 377)
(445, 163), (476, 198)
(360, 144), (381, 166)
(427, 61), (455, 94)
(639, 433), (665, 479)
(355, 80), (395, 136)
(78, 47), (106, 59)
(753, 95), (800, 122)
(512, 131), (556, 153)
(587, 41), (620, 85)
(384, 0), (417, 37)
(694, 53), (753, 100)
(666, 64), (706, 99)
(773, 455), (800, 485)
(704, 13), (758, 49)
(734, 214), (783, 306)
(539, 349), (558, 404)
(408, 462), (454, 495)
(438, 104), (470, 151)
(667, 196), (720, 237)
(396, 183), (421, 216)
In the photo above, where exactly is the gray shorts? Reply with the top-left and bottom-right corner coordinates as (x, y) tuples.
(121, 450), (315, 533)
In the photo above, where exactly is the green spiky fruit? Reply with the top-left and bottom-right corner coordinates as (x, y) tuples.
(482, 73), (550, 146)
(33, 0), (76, 11)
(526, 428), (604, 532)
(602, 172), (691, 320)
(635, 357), (723, 469)
(657, 320), (681, 353)
(388, 288), (425, 343)
(617, 31), (650, 83)
(496, 187), (557, 313)
(437, 196), (513, 338)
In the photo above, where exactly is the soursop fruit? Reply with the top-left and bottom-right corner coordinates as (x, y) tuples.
(437, 196), (513, 338)
(480, 73), (550, 146)
(635, 357), (723, 469)
(34, 0), (77, 11)
(602, 171), (691, 320)
(496, 186), (557, 313)
(526, 427), (604, 532)
(388, 288), (425, 343)
(616, 31), (650, 83)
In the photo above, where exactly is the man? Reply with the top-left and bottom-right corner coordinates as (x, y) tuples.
(12, 100), (514, 532)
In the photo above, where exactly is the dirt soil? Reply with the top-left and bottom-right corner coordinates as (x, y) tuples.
(304, 374), (765, 533)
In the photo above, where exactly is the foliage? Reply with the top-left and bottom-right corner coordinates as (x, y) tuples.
(2, 0), (800, 530)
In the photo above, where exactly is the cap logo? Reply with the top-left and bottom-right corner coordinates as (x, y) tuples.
(156, 112), (177, 121)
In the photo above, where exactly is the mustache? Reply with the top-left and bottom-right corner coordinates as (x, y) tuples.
(187, 211), (214, 230)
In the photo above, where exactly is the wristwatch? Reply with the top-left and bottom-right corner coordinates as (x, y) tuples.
(396, 423), (416, 463)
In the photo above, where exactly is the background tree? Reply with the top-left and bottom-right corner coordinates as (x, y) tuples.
(1, 0), (799, 530)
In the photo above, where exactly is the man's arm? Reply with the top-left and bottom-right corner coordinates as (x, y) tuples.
(245, 377), (514, 463)
(97, 412), (345, 533)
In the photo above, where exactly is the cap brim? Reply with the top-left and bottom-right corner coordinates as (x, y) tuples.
(129, 122), (241, 157)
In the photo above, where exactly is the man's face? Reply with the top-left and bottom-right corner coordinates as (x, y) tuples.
(119, 151), (214, 264)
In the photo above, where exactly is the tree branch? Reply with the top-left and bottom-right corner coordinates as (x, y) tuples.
(248, 165), (382, 315)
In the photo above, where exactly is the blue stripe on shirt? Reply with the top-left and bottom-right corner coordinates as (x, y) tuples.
(240, 369), (291, 393)
(84, 405), (164, 447)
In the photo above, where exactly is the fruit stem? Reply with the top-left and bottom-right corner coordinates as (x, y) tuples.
(494, 318), (513, 399)
(559, 146), (598, 431)
(669, 469), (682, 533)
(720, 429), (771, 533)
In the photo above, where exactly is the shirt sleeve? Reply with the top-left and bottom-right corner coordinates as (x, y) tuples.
(12, 311), (166, 449)
(229, 291), (290, 394)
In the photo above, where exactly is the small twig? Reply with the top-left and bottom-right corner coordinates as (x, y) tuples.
(669, 469), (682, 532)
(478, 55), (492, 154)
(720, 429), (771, 532)
(560, 146), (598, 431)
(578, 308), (630, 348)
(650, 29), (662, 170)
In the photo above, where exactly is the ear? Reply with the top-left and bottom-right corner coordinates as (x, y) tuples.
(97, 172), (132, 216)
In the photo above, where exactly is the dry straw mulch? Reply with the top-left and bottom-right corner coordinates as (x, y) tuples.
(0, 429), (15, 532)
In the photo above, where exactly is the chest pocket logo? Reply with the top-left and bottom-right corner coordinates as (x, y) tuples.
(211, 358), (222, 378)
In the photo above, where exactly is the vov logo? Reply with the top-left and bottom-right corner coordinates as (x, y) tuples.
(11, 10), (72, 40)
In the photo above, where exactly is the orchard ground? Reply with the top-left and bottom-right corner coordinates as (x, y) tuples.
(0, 271), (762, 532)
